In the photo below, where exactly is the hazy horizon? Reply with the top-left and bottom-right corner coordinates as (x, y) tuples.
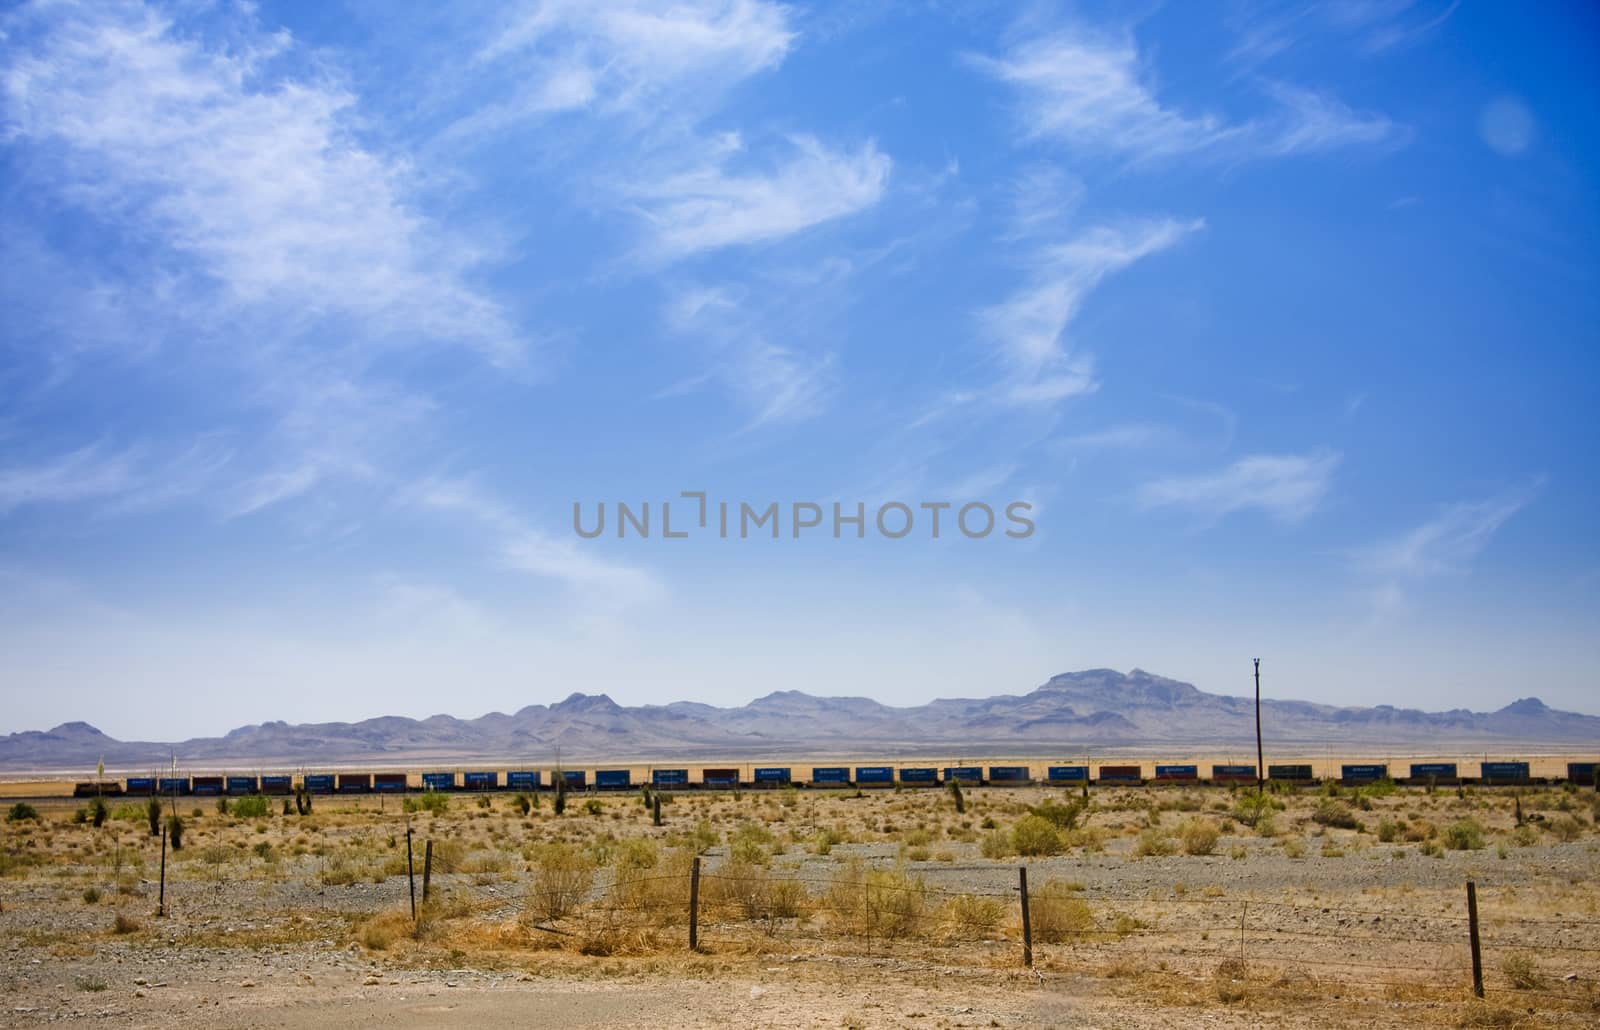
(3, 2), (1597, 741)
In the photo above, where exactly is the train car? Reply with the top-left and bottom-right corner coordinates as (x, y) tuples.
(652, 768), (689, 789)
(943, 766), (983, 784)
(701, 768), (740, 789)
(505, 771), (541, 791)
(1047, 765), (1089, 784)
(1211, 764), (1256, 785)
(462, 771), (499, 791)
(1480, 761), (1530, 786)
(191, 775), (225, 796)
(988, 766), (1031, 786)
(811, 766), (850, 786)
(753, 767), (791, 787)
(1407, 762), (1459, 785)
(854, 766), (894, 787)
(1153, 764), (1198, 785)
(899, 767), (938, 786)
(1095, 765), (1143, 785)
(125, 776), (157, 796)
(159, 777), (191, 795)
(1568, 762), (1598, 787)
(373, 773), (408, 793)
(1267, 764), (1315, 785)
(421, 772), (456, 792)
(73, 781), (123, 798)
(226, 775), (259, 795)
(560, 770), (587, 789)
(595, 769), (632, 791)
(1340, 764), (1387, 786)
(336, 773), (372, 794)
(260, 775), (293, 795)
(303, 774), (335, 794)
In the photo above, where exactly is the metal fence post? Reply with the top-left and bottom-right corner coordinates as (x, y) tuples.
(689, 856), (701, 951)
(1019, 866), (1033, 968)
(422, 839), (433, 902)
(1466, 880), (1484, 998)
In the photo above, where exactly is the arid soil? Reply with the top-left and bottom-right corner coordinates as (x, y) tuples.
(3, 783), (1597, 1028)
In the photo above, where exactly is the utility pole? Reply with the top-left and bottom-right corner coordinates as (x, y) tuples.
(1254, 659), (1264, 796)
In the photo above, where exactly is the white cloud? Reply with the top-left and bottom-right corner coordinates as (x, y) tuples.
(405, 479), (665, 608)
(628, 134), (891, 258)
(976, 218), (1203, 408)
(1361, 488), (1536, 579)
(0, 444), (139, 514)
(2, 0), (523, 366)
(1137, 449), (1341, 523)
(974, 25), (1399, 164)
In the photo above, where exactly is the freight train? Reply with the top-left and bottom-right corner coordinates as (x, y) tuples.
(73, 758), (1599, 797)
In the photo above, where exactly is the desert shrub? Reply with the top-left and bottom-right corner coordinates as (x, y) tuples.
(1133, 828), (1175, 857)
(528, 842), (593, 921)
(7, 802), (38, 823)
(979, 828), (1013, 859)
(1214, 957), (1248, 1003)
(403, 790), (448, 812)
(1065, 825), (1109, 852)
(428, 838), (465, 873)
(1510, 824), (1538, 847)
(1311, 800), (1361, 830)
(1500, 953), (1540, 990)
(166, 814), (184, 850)
(583, 799), (603, 816)
(82, 886), (101, 904)
(729, 822), (774, 865)
(215, 797), (230, 816)
(357, 910), (414, 950)
(1029, 881), (1094, 943)
(1027, 798), (1086, 830)
(825, 863), (926, 939)
(231, 796), (269, 819)
(1232, 793), (1280, 829)
(1281, 836), (1306, 859)
(934, 893), (1005, 942)
(948, 779), (965, 813)
(514, 793), (532, 816)
(1546, 815), (1582, 842)
(112, 911), (142, 934)
(1179, 819), (1220, 856)
(1443, 819), (1485, 851)
(1011, 815), (1063, 857)
(1376, 817), (1402, 843)
(89, 798), (108, 827)
(320, 855), (360, 885)
(812, 826), (842, 855)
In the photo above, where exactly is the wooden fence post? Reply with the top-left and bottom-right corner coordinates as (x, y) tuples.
(422, 839), (433, 902)
(1019, 866), (1033, 968)
(1466, 880), (1483, 998)
(689, 856), (701, 951)
(406, 827), (416, 921)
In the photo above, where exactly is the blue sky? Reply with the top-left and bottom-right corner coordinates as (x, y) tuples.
(2, 0), (1597, 740)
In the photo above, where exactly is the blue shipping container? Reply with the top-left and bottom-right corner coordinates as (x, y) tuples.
(1341, 764), (1387, 782)
(1481, 762), (1530, 782)
(126, 776), (156, 793)
(1047, 766), (1089, 782)
(505, 771), (541, 791)
(652, 769), (689, 787)
(561, 770), (587, 788)
(989, 766), (1031, 782)
(1568, 762), (1597, 784)
(422, 772), (456, 791)
(943, 766), (983, 783)
(753, 767), (791, 784)
(595, 769), (632, 789)
(1410, 763), (1458, 778)
(854, 766), (893, 784)
(260, 775), (292, 793)
(158, 777), (189, 794)
(1155, 765), (1198, 779)
(811, 767), (850, 785)
(226, 776), (258, 794)
(303, 774), (335, 793)
(899, 767), (938, 784)
(1211, 765), (1256, 780)
(463, 771), (498, 790)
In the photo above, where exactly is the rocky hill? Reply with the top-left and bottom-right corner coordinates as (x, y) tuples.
(2, 669), (1596, 771)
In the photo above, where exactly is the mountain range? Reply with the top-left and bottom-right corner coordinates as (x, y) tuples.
(3, 669), (1597, 773)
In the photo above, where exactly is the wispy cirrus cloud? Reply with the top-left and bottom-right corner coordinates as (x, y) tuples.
(1360, 486), (1537, 580)
(627, 134), (890, 259)
(975, 217), (1203, 409)
(973, 24), (1399, 165)
(2, 0), (524, 367)
(1137, 449), (1342, 523)
(1227, 0), (1460, 69)
(404, 479), (666, 608)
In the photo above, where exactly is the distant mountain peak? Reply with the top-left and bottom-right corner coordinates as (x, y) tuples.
(1498, 697), (1549, 716)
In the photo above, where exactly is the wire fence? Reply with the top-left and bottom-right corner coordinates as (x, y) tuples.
(407, 848), (1600, 1014)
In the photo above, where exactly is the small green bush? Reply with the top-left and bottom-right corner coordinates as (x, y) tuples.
(1133, 828), (1176, 857)
(231, 796), (269, 819)
(7, 802), (39, 822)
(404, 791), (450, 814)
(1311, 800), (1361, 830)
(1178, 819), (1220, 856)
(167, 814), (184, 850)
(1011, 815), (1063, 857)
(1443, 819), (1485, 851)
